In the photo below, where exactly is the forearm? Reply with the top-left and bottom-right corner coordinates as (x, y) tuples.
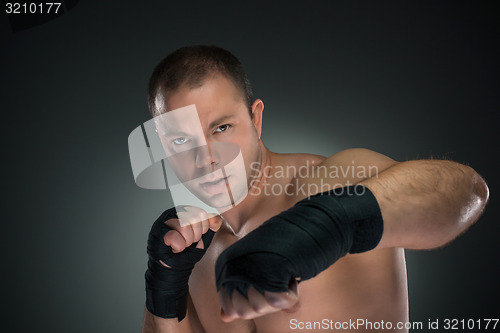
(142, 207), (217, 332)
(141, 307), (194, 333)
(361, 160), (489, 249)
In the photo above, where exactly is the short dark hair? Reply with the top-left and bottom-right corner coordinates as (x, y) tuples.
(147, 45), (253, 116)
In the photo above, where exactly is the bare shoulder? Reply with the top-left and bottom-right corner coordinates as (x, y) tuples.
(288, 149), (398, 200)
(319, 148), (399, 184)
(321, 148), (398, 171)
(271, 151), (327, 167)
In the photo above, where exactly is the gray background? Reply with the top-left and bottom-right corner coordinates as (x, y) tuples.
(1, 1), (499, 332)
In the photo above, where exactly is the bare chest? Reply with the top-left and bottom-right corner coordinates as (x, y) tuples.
(189, 235), (408, 333)
(187, 156), (409, 332)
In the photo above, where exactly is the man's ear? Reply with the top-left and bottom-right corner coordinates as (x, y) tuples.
(251, 99), (264, 139)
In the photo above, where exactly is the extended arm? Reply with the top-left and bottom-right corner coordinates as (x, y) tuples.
(214, 151), (489, 321)
(362, 159), (489, 249)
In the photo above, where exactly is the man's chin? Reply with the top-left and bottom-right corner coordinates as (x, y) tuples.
(194, 192), (234, 210)
(183, 182), (248, 211)
(206, 200), (234, 212)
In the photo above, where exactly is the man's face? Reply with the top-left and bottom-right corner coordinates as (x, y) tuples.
(154, 75), (262, 210)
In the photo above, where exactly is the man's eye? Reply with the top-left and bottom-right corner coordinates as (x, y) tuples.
(214, 124), (231, 133)
(172, 137), (189, 145)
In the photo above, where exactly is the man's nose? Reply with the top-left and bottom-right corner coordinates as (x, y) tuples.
(195, 144), (214, 169)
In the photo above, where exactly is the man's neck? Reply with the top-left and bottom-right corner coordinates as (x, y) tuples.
(220, 141), (273, 235)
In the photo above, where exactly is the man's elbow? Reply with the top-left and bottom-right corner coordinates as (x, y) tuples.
(463, 170), (489, 223)
(431, 167), (489, 249)
(452, 168), (489, 236)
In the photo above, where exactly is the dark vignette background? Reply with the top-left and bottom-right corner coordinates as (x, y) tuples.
(1, 1), (498, 332)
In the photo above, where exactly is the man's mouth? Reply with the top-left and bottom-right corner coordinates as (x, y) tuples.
(200, 176), (230, 195)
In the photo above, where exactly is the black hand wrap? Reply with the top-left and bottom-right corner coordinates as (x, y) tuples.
(146, 207), (215, 321)
(215, 185), (383, 298)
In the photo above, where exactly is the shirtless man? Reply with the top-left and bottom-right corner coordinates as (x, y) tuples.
(136, 45), (489, 333)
